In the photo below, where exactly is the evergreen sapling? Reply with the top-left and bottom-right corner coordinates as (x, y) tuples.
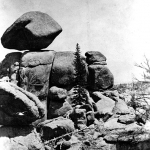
(73, 43), (87, 105)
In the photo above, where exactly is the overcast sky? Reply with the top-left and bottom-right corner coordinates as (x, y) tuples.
(0, 0), (150, 84)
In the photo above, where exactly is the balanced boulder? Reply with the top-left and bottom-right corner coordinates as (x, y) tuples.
(1, 11), (62, 50)
(0, 82), (45, 125)
(85, 51), (107, 65)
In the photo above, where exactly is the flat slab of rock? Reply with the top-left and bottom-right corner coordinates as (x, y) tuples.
(21, 50), (56, 67)
(1, 11), (62, 50)
(0, 82), (45, 125)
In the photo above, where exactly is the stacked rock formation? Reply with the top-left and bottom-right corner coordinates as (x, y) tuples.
(1, 11), (150, 150)
(0, 11), (62, 121)
(0, 11), (123, 150)
(85, 51), (114, 90)
(0, 11), (63, 150)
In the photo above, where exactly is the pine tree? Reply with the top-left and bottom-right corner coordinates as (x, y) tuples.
(73, 43), (87, 105)
(74, 43), (86, 87)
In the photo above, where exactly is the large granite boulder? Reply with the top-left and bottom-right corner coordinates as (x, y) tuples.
(20, 50), (56, 120)
(88, 65), (114, 90)
(50, 51), (88, 89)
(0, 52), (22, 82)
(1, 11), (62, 50)
(0, 126), (44, 150)
(0, 82), (45, 125)
(85, 51), (107, 65)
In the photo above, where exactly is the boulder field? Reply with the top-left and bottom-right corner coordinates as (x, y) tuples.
(0, 11), (150, 150)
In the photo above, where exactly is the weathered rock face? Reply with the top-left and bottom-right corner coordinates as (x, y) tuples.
(0, 82), (45, 125)
(88, 65), (114, 90)
(0, 52), (22, 82)
(51, 51), (88, 89)
(85, 51), (107, 65)
(20, 50), (56, 120)
(0, 126), (44, 150)
(37, 117), (75, 140)
(1, 11), (62, 50)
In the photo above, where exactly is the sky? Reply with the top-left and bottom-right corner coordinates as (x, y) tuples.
(0, 0), (150, 84)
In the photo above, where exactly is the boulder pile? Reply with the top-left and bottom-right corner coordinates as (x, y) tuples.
(0, 11), (149, 150)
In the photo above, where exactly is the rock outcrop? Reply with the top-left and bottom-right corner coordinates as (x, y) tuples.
(2, 10), (149, 150)
(1, 11), (62, 50)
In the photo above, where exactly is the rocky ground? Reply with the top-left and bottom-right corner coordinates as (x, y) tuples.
(0, 11), (150, 150)
(0, 82), (150, 150)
